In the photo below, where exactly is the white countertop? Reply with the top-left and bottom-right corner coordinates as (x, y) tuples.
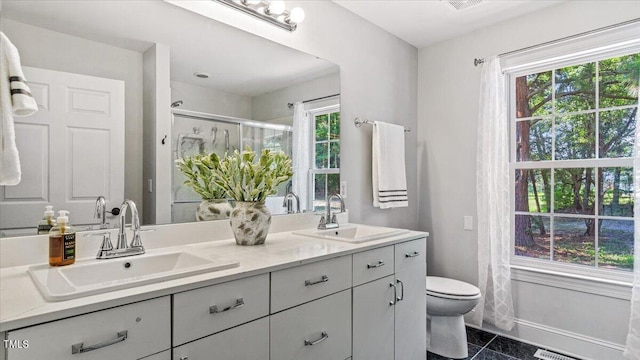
(0, 223), (427, 332)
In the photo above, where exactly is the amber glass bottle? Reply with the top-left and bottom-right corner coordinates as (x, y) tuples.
(49, 210), (76, 266)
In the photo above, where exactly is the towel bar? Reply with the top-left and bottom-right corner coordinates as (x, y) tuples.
(354, 118), (410, 132)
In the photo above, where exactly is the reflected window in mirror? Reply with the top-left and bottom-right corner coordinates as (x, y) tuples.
(310, 105), (340, 212)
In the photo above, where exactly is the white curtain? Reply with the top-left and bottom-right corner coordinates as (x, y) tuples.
(291, 102), (310, 211)
(473, 56), (515, 331)
(624, 80), (640, 360)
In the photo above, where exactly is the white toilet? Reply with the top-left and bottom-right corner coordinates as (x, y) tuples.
(426, 276), (481, 359)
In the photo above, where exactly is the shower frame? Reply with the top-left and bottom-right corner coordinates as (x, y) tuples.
(170, 109), (293, 220)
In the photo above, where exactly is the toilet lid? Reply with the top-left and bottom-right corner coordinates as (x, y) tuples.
(426, 276), (480, 297)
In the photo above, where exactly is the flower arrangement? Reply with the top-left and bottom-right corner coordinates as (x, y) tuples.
(212, 146), (293, 202)
(176, 146), (293, 202)
(176, 153), (227, 200)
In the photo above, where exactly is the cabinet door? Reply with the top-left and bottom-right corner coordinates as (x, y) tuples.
(352, 275), (395, 360)
(6, 296), (170, 360)
(394, 238), (427, 360)
(271, 290), (351, 360)
(172, 317), (269, 360)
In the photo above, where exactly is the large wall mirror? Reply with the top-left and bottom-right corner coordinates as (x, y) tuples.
(0, 1), (340, 237)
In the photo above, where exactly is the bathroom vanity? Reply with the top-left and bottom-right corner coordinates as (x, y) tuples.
(0, 217), (427, 360)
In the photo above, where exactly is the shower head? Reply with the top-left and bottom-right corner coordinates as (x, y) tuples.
(171, 100), (183, 108)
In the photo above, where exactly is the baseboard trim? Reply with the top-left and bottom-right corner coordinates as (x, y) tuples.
(465, 317), (626, 360)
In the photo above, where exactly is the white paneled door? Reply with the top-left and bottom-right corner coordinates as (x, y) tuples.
(0, 67), (124, 232)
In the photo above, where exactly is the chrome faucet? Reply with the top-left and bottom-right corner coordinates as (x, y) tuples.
(282, 192), (300, 214)
(318, 193), (345, 230)
(94, 196), (108, 229)
(86, 199), (149, 259)
(117, 199), (144, 251)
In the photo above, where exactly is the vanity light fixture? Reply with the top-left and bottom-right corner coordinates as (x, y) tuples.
(213, 0), (305, 32)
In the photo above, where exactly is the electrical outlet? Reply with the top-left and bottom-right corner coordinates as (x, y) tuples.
(463, 216), (473, 231)
(340, 181), (347, 198)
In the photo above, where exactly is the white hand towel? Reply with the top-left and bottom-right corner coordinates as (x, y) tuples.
(0, 32), (38, 185)
(372, 121), (408, 208)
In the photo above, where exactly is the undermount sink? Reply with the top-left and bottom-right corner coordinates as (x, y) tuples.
(28, 251), (239, 301)
(293, 224), (410, 243)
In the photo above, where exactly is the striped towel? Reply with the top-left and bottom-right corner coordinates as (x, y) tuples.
(372, 121), (408, 209)
(0, 32), (38, 185)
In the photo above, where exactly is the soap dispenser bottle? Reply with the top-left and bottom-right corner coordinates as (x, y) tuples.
(49, 210), (76, 266)
(37, 205), (57, 234)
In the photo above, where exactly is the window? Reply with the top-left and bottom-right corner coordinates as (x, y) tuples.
(309, 105), (340, 212)
(509, 51), (639, 275)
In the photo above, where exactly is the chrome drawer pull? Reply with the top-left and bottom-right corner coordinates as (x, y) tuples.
(367, 260), (385, 269)
(304, 331), (329, 346)
(389, 283), (397, 306)
(71, 330), (127, 354)
(305, 275), (329, 286)
(210, 298), (245, 314)
(405, 251), (420, 258)
(396, 279), (405, 302)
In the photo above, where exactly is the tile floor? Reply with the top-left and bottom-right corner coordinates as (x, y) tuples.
(427, 326), (580, 360)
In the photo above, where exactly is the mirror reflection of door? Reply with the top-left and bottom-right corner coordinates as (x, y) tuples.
(0, 67), (125, 236)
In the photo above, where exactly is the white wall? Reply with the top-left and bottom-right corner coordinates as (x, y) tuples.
(170, 80), (252, 118)
(168, 0), (419, 230)
(251, 72), (340, 123)
(1, 19), (144, 219)
(417, 1), (639, 358)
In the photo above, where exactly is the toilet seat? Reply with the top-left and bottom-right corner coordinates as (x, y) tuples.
(426, 276), (481, 300)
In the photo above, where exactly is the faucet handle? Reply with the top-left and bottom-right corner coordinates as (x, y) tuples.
(331, 214), (338, 224)
(318, 215), (326, 227)
(85, 232), (114, 258)
(130, 228), (155, 248)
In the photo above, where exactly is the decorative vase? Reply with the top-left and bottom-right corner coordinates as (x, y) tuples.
(230, 201), (271, 245)
(196, 199), (233, 221)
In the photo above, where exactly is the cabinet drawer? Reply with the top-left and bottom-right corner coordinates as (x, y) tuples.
(6, 296), (170, 360)
(271, 256), (352, 313)
(270, 290), (351, 360)
(173, 273), (269, 345)
(173, 317), (269, 360)
(395, 238), (426, 273)
(352, 245), (394, 286)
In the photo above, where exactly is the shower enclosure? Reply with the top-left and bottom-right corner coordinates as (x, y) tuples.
(171, 110), (293, 223)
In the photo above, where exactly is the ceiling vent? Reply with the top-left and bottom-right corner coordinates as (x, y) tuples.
(447, 0), (483, 11)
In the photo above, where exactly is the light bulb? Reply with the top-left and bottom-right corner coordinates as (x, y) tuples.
(288, 7), (305, 23)
(245, 0), (261, 5)
(267, 0), (285, 15)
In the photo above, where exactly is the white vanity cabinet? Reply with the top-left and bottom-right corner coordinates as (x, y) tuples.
(5, 296), (171, 360)
(352, 238), (427, 360)
(1, 231), (427, 360)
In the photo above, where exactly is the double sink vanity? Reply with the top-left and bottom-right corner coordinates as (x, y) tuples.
(0, 213), (427, 360)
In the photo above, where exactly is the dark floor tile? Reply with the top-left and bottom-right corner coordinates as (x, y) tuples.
(466, 327), (498, 347)
(427, 343), (483, 360)
(485, 336), (539, 360)
(471, 348), (519, 360)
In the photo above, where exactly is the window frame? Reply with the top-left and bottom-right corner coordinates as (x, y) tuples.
(506, 33), (640, 285)
(307, 104), (340, 212)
